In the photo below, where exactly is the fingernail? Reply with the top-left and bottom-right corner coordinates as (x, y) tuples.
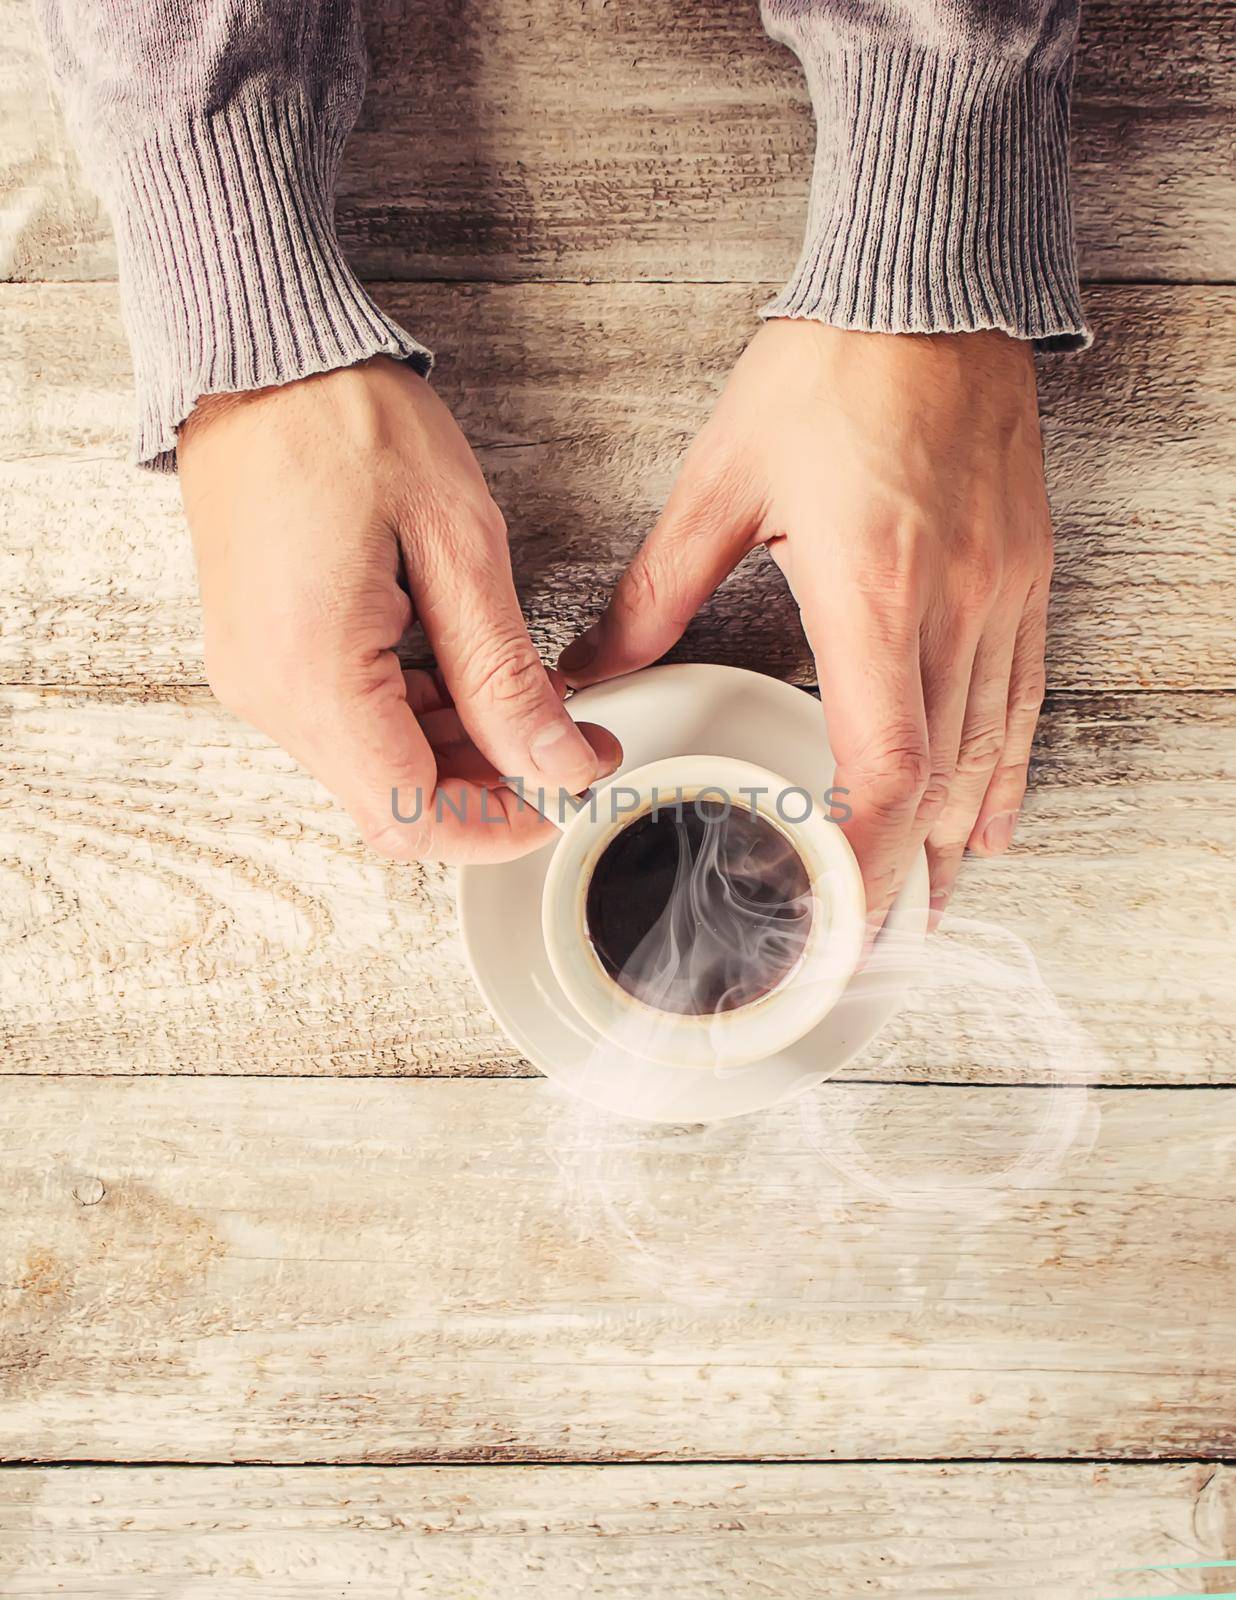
(981, 811), (1017, 854)
(559, 624), (601, 677)
(529, 718), (593, 774)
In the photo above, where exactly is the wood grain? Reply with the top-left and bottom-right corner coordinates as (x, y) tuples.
(2, 282), (1233, 691)
(2, 687), (1233, 1081)
(2, 1463), (1233, 1598)
(1, 1077), (1233, 1462)
(3, 0), (1232, 284)
(0, 0), (111, 282)
(2, 0), (1232, 1540)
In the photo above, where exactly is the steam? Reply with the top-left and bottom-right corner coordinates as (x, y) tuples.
(532, 794), (1103, 1310)
(796, 915), (1100, 1211)
(598, 802), (816, 1020)
(544, 907), (1104, 1308)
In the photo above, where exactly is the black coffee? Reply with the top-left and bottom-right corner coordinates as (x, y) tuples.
(584, 801), (813, 1016)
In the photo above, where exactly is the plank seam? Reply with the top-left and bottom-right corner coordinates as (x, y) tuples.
(4, 276), (1233, 290)
(3, 681), (1235, 695)
(3, 1455), (1234, 1469)
(1, 1074), (1233, 1088)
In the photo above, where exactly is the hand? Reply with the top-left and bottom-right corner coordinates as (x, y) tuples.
(179, 357), (620, 864)
(559, 321), (1052, 927)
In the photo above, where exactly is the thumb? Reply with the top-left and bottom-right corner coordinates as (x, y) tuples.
(412, 503), (611, 800)
(295, 651), (564, 865)
(558, 449), (758, 687)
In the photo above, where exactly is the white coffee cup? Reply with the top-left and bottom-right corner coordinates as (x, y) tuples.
(539, 755), (866, 1071)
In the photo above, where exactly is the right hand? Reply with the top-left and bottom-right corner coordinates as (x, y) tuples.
(559, 322), (1052, 933)
(178, 356), (621, 863)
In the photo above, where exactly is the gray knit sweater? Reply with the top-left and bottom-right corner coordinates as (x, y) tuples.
(36, 1), (1088, 472)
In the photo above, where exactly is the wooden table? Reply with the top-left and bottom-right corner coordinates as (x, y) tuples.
(2, 2), (1233, 1593)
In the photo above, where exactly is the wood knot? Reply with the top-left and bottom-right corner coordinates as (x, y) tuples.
(72, 1176), (106, 1206)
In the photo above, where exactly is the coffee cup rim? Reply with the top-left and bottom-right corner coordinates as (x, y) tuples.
(540, 755), (866, 1071)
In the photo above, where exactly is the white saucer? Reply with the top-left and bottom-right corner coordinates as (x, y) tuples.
(457, 663), (929, 1122)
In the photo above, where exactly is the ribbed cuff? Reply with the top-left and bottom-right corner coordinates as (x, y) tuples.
(110, 90), (433, 472)
(761, 41), (1089, 351)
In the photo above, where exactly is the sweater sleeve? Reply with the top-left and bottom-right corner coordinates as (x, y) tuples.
(34, 0), (432, 471)
(759, 0), (1089, 349)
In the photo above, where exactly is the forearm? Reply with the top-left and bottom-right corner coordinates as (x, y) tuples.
(760, 0), (1088, 349)
(35, 0), (431, 470)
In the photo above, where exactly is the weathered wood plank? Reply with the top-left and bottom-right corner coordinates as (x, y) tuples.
(2, 688), (1232, 1081)
(0, 0), (111, 282)
(1, 1463), (1233, 1597)
(1, 1078), (1233, 1461)
(1, 282), (1233, 691)
(3, 0), (1232, 284)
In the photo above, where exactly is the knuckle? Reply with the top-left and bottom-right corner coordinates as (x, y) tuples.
(855, 531), (923, 601)
(620, 555), (660, 618)
(915, 773), (952, 827)
(470, 496), (508, 545)
(995, 754), (1031, 788)
(855, 740), (932, 810)
(862, 866), (900, 915)
(459, 630), (546, 709)
(1009, 671), (1047, 723)
(996, 759), (1032, 805)
(955, 723), (1006, 776)
(618, 554), (693, 634)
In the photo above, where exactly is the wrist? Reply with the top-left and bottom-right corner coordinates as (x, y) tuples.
(761, 35), (1089, 352)
(107, 90), (432, 473)
(758, 318), (1037, 391)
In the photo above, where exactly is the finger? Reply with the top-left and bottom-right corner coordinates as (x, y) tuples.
(969, 583), (1049, 855)
(403, 664), (568, 718)
(558, 448), (759, 686)
(296, 650), (559, 865)
(781, 545), (930, 933)
(924, 616), (1018, 921)
(403, 668), (453, 716)
(912, 605), (984, 865)
(408, 501), (612, 798)
(424, 709), (622, 789)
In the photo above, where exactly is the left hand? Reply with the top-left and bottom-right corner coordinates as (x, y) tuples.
(558, 319), (1054, 929)
(180, 358), (620, 866)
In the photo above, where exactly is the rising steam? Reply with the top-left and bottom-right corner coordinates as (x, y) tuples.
(590, 801), (816, 1019)
(543, 892), (1103, 1306)
(532, 791), (1103, 1310)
